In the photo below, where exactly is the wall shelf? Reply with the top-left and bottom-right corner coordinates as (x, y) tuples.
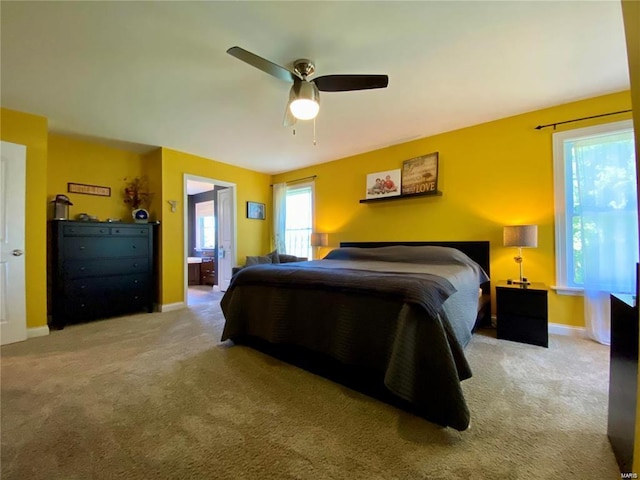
(359, 191), (443, 204)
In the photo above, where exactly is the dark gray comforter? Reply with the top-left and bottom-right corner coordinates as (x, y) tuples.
(220, 246), (489, 431)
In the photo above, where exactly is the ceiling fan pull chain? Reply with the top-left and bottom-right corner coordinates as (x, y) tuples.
(313, 118), (317, 146)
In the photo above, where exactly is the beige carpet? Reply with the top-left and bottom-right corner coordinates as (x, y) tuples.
(1, 295), (620, 479)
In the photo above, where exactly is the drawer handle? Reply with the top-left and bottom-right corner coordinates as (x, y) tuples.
(79, 267), (85, 271)
(133, 279), (139, 284)
(100, 229), (106, 233)
(115, 229), (120, 233)
(134, 295), (139, 300)
(132, 245), (136, 249)
(80, 285), (86, 290)
(133, 263), (138, 268)
(80, 303), (85, 308)
(79, 246), (85, 250)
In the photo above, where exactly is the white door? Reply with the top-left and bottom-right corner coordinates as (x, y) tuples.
(217, 187), (233, 291)
(0, 141), (27, 345)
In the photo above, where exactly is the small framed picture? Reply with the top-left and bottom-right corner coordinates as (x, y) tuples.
(247, 201), (265, 220)
(365, 169), (401, 199)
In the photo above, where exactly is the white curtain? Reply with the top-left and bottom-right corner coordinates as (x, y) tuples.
(573, 131), (638, 345)
(272, 182), (287, 253)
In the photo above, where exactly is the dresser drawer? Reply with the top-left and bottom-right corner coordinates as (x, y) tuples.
(110, 226), (149, 236)
(63, 225), (111, 236)
(64, 273), (150, 297)
(63, 236), (149, 259)
(61, 285), (150, 321)
(63, 258), (150, 278)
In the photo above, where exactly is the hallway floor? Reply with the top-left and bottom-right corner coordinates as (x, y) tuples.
(187, 285), (224, 306)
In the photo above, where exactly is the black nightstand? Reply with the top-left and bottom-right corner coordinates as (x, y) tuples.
(496, 282), (549, 347)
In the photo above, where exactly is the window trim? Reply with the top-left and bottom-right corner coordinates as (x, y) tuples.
(284, 180), (315, 259)
(552, 119), (634, 295)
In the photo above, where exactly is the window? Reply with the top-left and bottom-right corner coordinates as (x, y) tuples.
(284, 182), (314, 259)
(195, 200), (215, 250)
(553, 120), (637, 294)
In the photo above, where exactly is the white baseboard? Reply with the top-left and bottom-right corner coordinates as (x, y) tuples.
(160, 302), (185, 312)
(27, 326), (50, 338)
(549, 322), (587, 338)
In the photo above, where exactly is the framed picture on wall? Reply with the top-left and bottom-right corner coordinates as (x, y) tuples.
(401, 152), (439, 195)
(365, 169), (401, 199)
(247, 201), (265, 220)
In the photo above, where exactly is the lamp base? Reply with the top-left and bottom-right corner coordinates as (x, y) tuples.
(507, 278), (531, 286)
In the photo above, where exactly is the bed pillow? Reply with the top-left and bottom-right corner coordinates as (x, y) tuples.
(278, 253), (301, 263)
(245, 255), (272, 266)
(324, 245), (489, 284)
(268, 250), (280, 264)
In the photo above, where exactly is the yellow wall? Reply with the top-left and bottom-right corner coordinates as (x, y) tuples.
(141, 148), (164, 303)
(47, 134), (146, 222)
(46, 139), (273, 307)
(273, 91), (633, 327)
(0, 108), (48, 329)
(159, 148), (271, 306)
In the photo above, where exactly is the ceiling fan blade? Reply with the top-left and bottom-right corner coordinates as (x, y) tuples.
(227, 46), (299, 83)
(283, 102), (297, 127)
(313, 74), (389, 92)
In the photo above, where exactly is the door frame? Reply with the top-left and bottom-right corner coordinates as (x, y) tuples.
(183, 174), (237, 305)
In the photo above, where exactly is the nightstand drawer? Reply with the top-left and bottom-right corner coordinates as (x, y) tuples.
(497, 314), (548, 347)
(496, 288), (548, 319)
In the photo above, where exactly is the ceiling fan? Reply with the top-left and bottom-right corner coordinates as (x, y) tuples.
(227, 46), (389, 127)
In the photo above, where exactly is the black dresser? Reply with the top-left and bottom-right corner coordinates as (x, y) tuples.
(49, 221), (156, 329)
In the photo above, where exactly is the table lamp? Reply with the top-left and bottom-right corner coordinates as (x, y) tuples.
(310, 232), (328, 259)
(503, 225), (538, 285)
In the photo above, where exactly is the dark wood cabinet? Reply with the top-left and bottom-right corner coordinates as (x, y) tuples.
(496, 282), (548, 347)
(49, 221), (156, 329)
(200, 257), (215, 285)
(188, 263), (201, 285)
(608, 293), (638, 473)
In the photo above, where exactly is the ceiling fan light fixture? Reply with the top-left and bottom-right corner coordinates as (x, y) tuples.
(290, 99), (319, 120)
(289, 81), (320, 120)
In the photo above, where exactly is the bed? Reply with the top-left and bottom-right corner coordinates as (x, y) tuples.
(220, 241), (490, 431)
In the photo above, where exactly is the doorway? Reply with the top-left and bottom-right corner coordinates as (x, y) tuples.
(184, 174), (237, 307)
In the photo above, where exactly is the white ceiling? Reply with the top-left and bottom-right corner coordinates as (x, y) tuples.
(0, 1), (630, 175)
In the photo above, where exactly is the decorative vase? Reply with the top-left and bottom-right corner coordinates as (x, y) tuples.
(132, 208), (149, 223)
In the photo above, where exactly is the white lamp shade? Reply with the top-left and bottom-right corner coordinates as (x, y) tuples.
(310, 232), (328, 247)
(504, 225), (538, 248)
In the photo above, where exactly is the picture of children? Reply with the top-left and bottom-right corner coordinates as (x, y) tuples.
(365, 169), (401, 199)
